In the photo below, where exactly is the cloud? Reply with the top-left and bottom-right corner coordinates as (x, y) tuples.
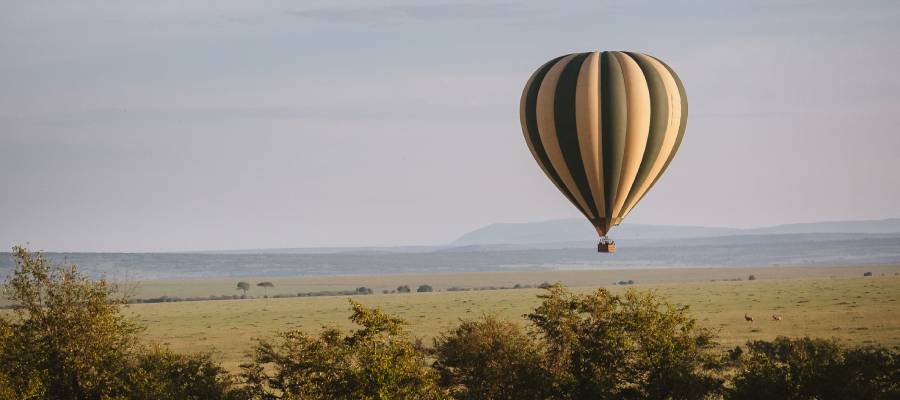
(288, 2), (533, 24)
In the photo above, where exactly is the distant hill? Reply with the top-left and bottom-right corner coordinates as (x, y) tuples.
(7, 218), (897, 280)
(4, 232), (899, 280)
(744, 218), (900, 235)
(451, 218), (900, 246)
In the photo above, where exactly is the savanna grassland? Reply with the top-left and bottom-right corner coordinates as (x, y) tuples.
(122, 265), (900, 372)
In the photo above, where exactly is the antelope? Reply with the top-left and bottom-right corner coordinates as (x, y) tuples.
(772, 314), (782, 321)
(744, 313), (754, 323)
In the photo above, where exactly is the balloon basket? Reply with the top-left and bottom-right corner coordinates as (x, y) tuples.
(597, 238), (616, 253)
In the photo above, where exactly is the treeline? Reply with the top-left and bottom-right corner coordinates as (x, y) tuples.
(127, 287), (376, 304)
(1, 247), (898, 400)
(122, 282), (569, 305)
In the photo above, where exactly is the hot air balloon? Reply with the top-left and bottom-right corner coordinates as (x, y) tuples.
(519, 51), (687, 253)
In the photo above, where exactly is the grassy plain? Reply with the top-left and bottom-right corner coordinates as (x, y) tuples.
(122, 265), (900, 372)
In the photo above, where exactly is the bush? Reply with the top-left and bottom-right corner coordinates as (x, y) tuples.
(864, 271), (873, 276)
(397, 285), (411, 293)
(728, 337), (900, 399)
(0, 246), (140, 399)
(240, 300), (445, 399)
(433, 316), (548, 399)
(0, 247), (238, 400)
(526, 284), (723, 399)
(417, 284), (434, 293)
(130, 348), (240, 400)
(748, 274), (756, 281)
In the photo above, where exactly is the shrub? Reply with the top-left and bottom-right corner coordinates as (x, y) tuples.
(433, 316), (548, 399)
(748, 274), (756, 281)
(0, 246), (140, 399)
(728, 337), (900, 399)
(397, 285), (411, 293)
(129, 348), (240, 400)
(417, 284), (434, 293)
(0, 246), (238, 400)
(526, 284), (723, 399)
(864, 271), (873, 276)
(240, 300), (446, 399)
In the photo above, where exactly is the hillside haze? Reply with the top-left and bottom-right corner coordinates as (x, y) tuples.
(2, 218), (899, 280)
(452, 218), (900, 246)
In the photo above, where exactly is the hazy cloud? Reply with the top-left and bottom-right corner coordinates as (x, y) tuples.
(288, 2), (533, 23)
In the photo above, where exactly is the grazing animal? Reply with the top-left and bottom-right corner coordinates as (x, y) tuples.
(772, 314), (782, 321)
(744, 313), (754, 323)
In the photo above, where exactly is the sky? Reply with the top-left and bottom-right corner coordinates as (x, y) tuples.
(2, 1), (899, 252)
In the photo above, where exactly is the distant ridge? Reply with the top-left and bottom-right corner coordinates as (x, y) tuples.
(4, 218), (899, 280)
(745, 218), (900, 235)
(198, 245), (445, 255)
(451, 218), (900, 246)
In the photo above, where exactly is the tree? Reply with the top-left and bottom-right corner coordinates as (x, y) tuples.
(257, 282), (274, 297)
(240, 300), (446, 399)
(417, 284), (433, 293)
(397, 285), (411, 293)
(728, 337), (900, 400)
(356, 287), (373, 295)
(0, 247), (239, 400)
(525, 284), (723, 399)
(748, 275), (756, 281)
(433, 316), (548, 400)
(129, 347), (240, 400)
(236, 282), (250, 297)
(0, 246), (140, 399)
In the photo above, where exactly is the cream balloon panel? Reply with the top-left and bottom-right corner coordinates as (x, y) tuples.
(520, 51), (688, 237)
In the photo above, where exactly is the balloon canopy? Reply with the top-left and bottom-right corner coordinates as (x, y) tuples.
(519, 51), (687, 242)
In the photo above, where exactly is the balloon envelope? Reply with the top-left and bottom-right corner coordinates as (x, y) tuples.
(519, 51), (687, 237)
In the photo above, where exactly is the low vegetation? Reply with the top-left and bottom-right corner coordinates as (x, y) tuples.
(1, 247), (898, 399)
(417, 284), (434, 293)
(730, 337), (899, 399)
(0, 246), (239, 400)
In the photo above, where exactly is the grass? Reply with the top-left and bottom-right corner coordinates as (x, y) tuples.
(120, 265), (900, 372)
(119, 264), (899, 299)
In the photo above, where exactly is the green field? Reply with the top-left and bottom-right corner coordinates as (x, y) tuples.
(121, 265), (900, 372)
